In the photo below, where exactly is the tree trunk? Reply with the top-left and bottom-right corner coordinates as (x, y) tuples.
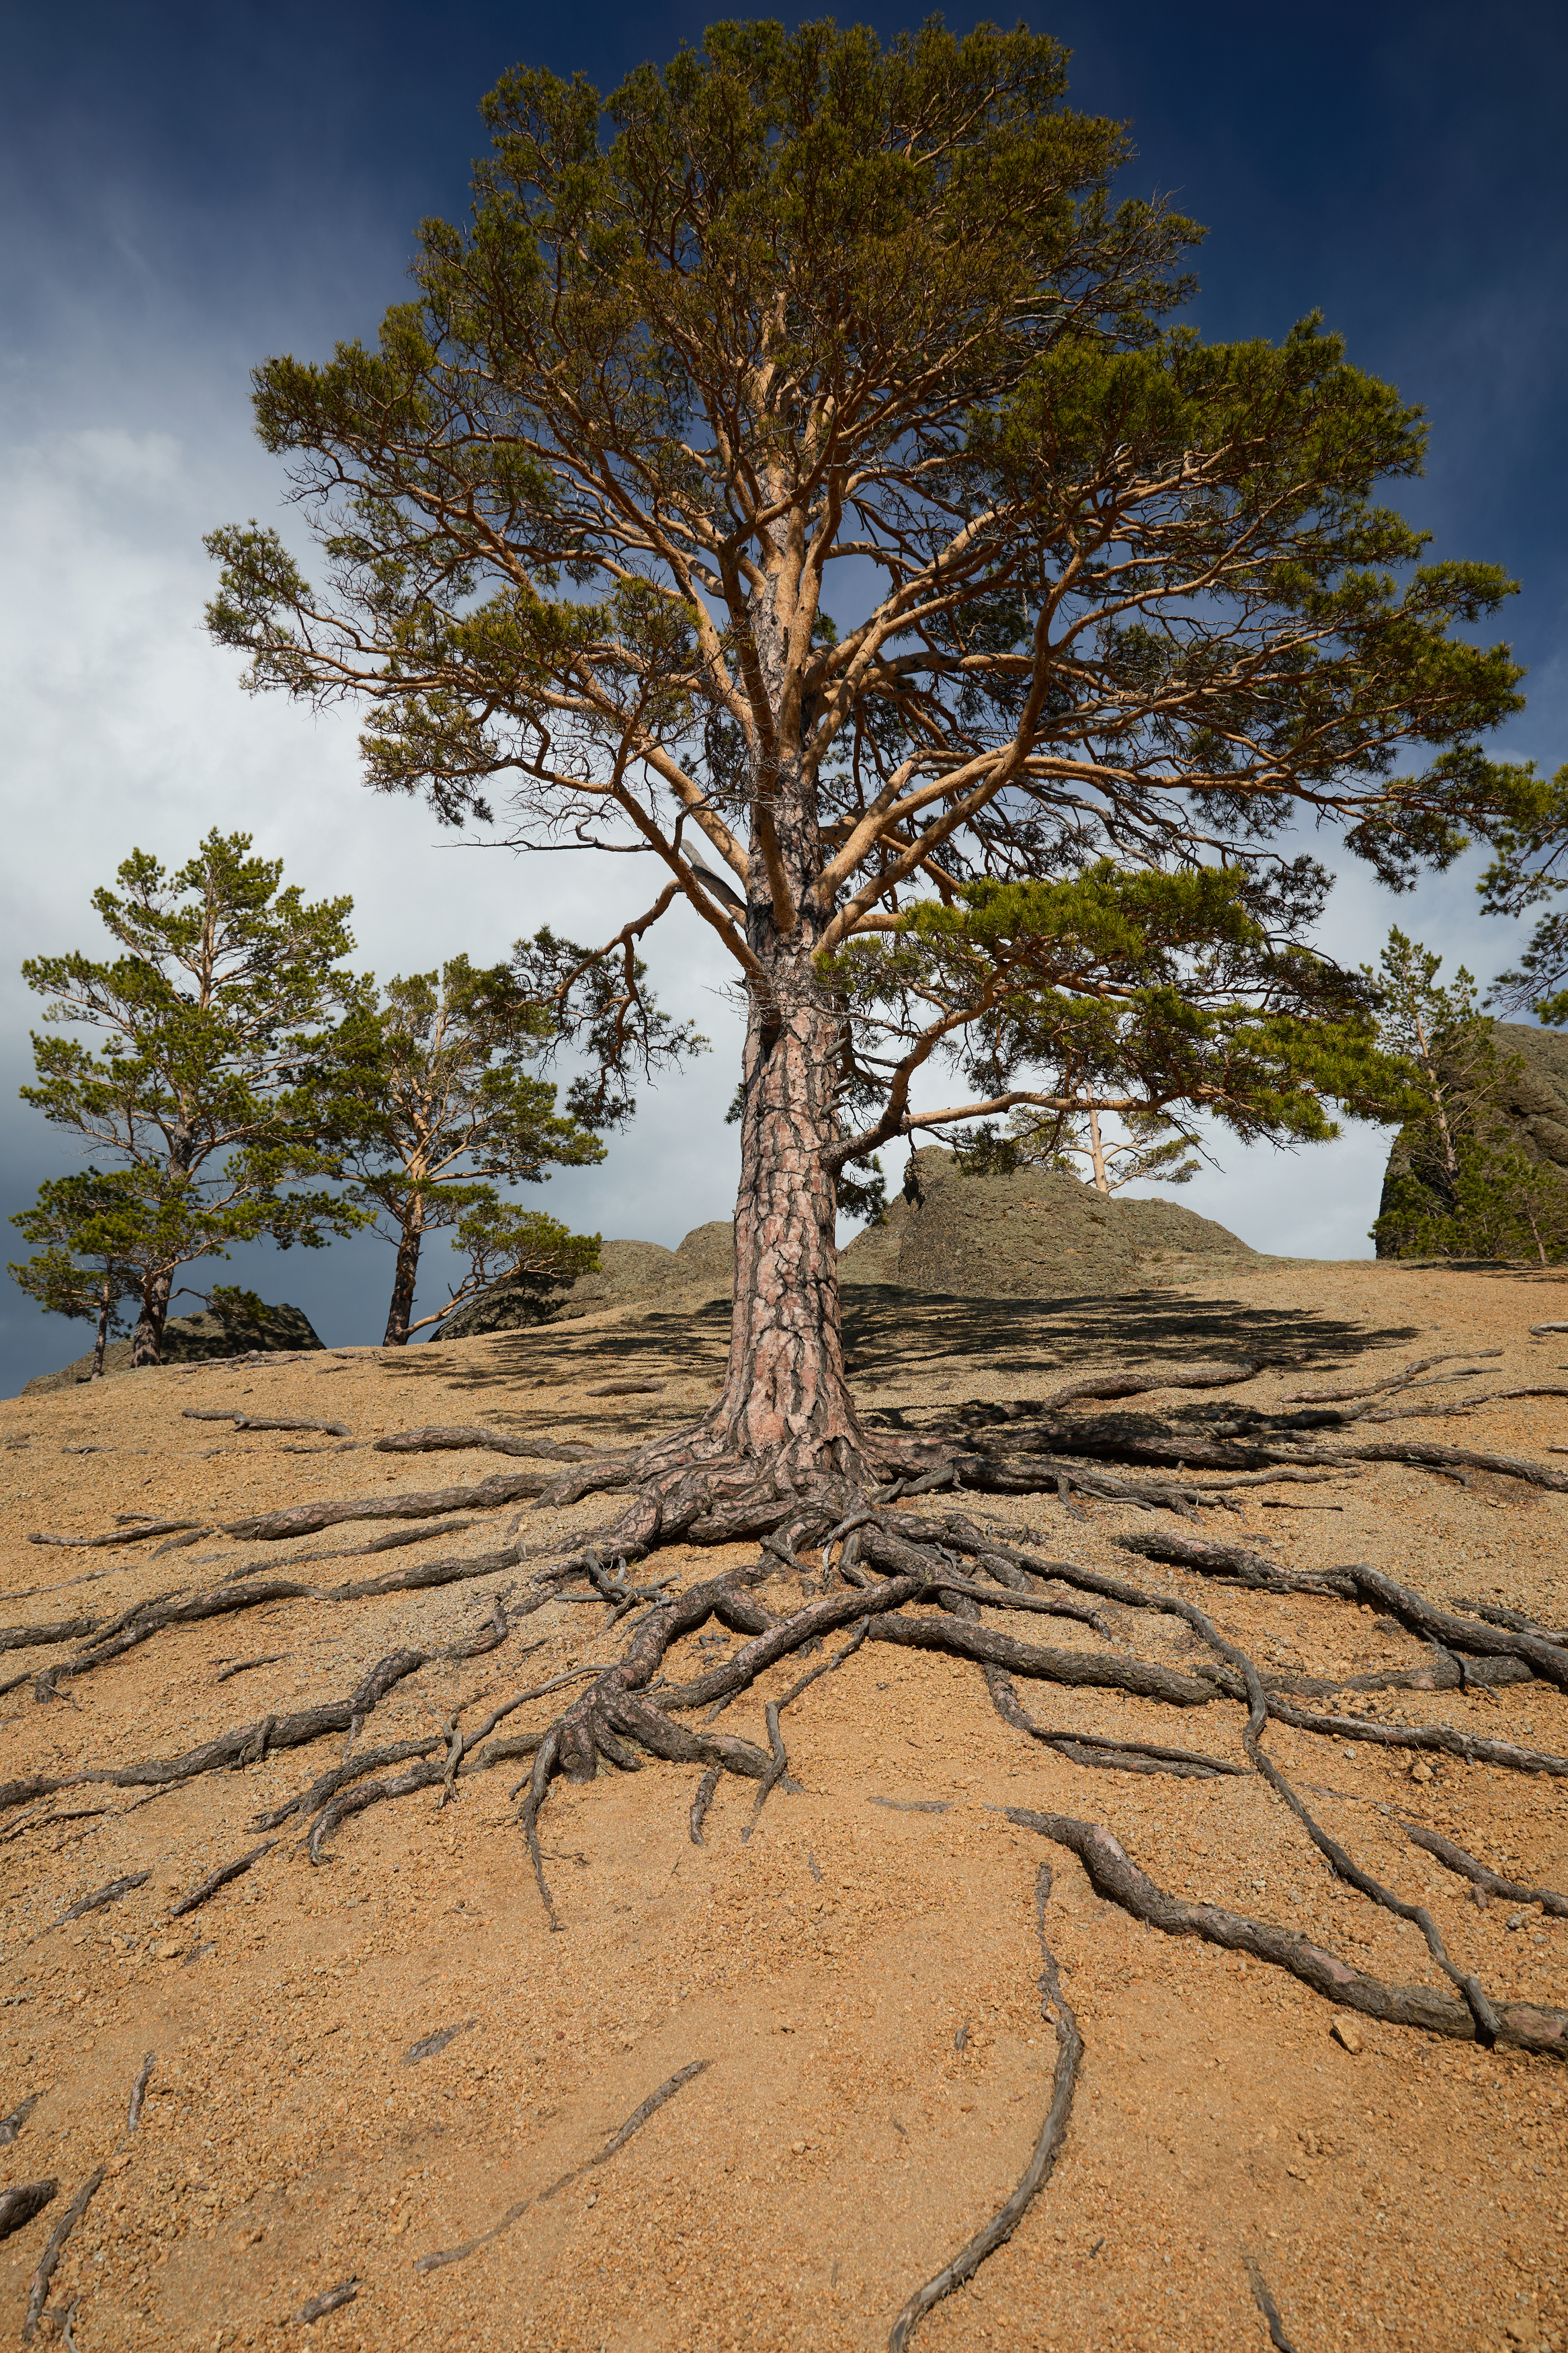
(702, 935), (864, 1478)
(659, 541), (884, 1492)
(134, 1130), (192, 1367)
(131, 1267), (171, 1368)
(684, 581), (879, 1484)
(89, 1279), (112, 1378)
(383, 1205), (425, 1346)
(1087, 1107), (1110, 1195)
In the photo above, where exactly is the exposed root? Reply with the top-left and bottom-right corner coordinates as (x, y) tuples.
(886, 1860), (1081, 2352)
(995, 1360), (1266, 1414)
(0, 1616), (101, 1659)
(1116, 1530), (1565, 1692)
(688, 1764), (721, 1844)
(296, 2279), (358, 2323)
(1403, 1823), (1568, 1917)
(251, 1741), (443, 1831)
(223, 1468), (554, 1542)
(1007, 1809), (1568, 2059)
(126, 2054), (155, 2132)
(57, 1872), (150, 1927)
(0, 2185), (56, 2245)
(983, 1668), (1244, 1780)
(181, 1410), (352, 1438)
(413, 2061), (710, 2275)
(1333, 1438), (1568, 1492)
(0, 2096), (41, 2147)
(1264, 1691), (1568, 1778)
(1243, 2254), (1303, 2353)
(167, 1841), (277, 1918)
(22, 2165), (104, 2342)
(372, 1427), (593, 1463)
(5, 1536), (561, 1705)
(0, 1647), (437, 1817)
(403, 2021), (475, 2065)
(28, 1520), (202, 1552)
(1280, 1349), (1499, 1406)
(1448, 1595), (1568, 1645)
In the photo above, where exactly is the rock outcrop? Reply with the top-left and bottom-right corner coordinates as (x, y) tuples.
(24, 1299), (323, 1394)
(429, 1154), (1257, 1340)
(1374, 1021), (1568, 1254)
(434, 1226), (738, 1337)
(838, 1147), (1257, 1297)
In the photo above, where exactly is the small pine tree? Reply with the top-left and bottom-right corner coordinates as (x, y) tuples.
(1005, 1103), (1202, 1195)
(318, 957), (612, 1344)
(429, 1199), (602, 1335)
(8, 1170), (145, 1378)
(1367, 927), (1568, 1261)
(16, 833), (367, 1364)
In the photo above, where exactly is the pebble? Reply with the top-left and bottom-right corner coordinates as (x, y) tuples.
(1408, 1761), (1434, 1784)
(1330, 2019), (1363, 2055)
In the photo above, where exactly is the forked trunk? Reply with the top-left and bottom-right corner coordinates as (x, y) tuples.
(383, 1205), (425, 1347)
(131, 1268), (171, 1368)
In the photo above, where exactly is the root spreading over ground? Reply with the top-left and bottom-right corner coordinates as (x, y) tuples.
(2, 1275), (1566, 2350)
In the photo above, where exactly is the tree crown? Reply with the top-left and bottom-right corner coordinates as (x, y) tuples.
(324, 955), (609, 1224)
(207, 17), (1524, 1170)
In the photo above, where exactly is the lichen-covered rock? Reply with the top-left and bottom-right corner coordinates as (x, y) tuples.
(670, 1221), (737, 1295)
(551, 1226), (737, 1317)
(432, 1273), (575, 1338)
(540, 1239), (677, 1321)
(23, 1300), (323, 1394)
(431, 1161), (1260, 1341)
(839, 1147), (1257, 1297)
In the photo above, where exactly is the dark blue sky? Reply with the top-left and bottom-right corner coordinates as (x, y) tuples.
(3, 1), (1565, 1389)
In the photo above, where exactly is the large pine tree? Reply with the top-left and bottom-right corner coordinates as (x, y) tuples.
(208, 19), (1520, 1531)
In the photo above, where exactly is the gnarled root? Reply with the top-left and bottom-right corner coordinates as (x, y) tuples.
(1007, 1808), (1568, 2061)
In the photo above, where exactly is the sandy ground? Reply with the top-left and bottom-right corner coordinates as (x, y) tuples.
(0, 1256), (1565, 2353)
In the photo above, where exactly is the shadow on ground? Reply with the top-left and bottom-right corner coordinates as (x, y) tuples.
(373, 1282), (1426, 1432)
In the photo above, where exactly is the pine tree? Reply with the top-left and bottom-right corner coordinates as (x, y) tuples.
(207, 19), (1522, 1519)
(17, 832), (366, 1364)
(319, 957), (612, 1344)
(1367, 927), (1568, 1262)
(1479, 760), (1568, 1025)
(7, 1170), (146, 1378)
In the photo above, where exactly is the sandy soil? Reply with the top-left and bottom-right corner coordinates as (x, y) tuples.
(0, 1256), (1565, 2353)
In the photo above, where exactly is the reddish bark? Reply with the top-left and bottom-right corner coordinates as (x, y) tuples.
(705, 930), (866, 1481)
(382, 1204), (425, 1347)
(130, 1266), (171, 1369)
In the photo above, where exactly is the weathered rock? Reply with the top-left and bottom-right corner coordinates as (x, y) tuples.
(428, 1158), (1257, 1339)
(540, 1239), (682, 1320)
(670, 1221), (737, 1294)
(441, 1234), (718, 1335)
(552, 1226), (736, 1317)
(839, 1148), (1257, 1299)
(434, 1270), (583, 1339)
(22, 1300), (323, 1394)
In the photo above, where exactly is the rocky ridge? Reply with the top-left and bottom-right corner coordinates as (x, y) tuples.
(436, 1151), (1260, 1339)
